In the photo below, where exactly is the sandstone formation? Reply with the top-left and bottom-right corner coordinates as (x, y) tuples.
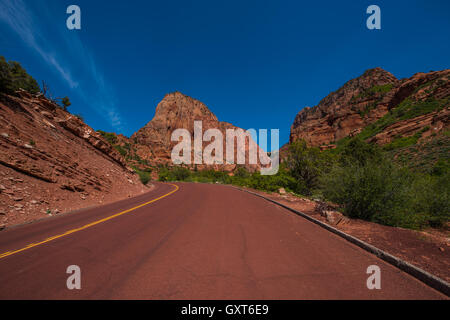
(130, 91), (268, 171)
(0, 91), (148, 228)
(290, 68), (399, 145)
(290, 68), (449, 148)
(368, 70), (450, 145)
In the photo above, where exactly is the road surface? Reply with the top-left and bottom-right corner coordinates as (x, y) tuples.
(0, 182), (446, 299)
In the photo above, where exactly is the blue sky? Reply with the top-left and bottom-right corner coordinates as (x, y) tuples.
(0, 0), (449, 149)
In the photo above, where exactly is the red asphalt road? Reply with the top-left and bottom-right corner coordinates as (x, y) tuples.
(0, 182), (446, 299)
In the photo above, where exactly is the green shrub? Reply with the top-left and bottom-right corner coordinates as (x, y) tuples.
(158, 167), (171, 182)
(359, 98), (448, 140)
(97, 130), (118, 145)
(321, 155), (449, 229)
(383, 132), (421, 151)
(158, 166), (191, 182)
(409, 172), (450, 228)
(286, 140), (334, 195)
(235, 167), (250, 179)
(155, 137), (449, 230)
(369, 83), (393, 94)
(321, 160), (417, 226)
(0, 56), (40, 95)
(431, 159), (450, 176)
(339, 137), (382, 166)
(241, 168), (298, 193)
(114, 145), (127, 156)
(138, 171), (151, 185)
(172, 167), (191, 181)
(132, 166), (151, 185)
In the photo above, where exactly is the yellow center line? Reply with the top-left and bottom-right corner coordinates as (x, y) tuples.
(0, 183), (179, 260)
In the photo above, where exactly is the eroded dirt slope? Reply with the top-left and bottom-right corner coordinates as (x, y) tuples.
(0, 91), (149, 228)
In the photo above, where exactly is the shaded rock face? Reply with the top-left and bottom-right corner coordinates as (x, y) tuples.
(0, 92), (147, 227)
(290, 68), (450, 147)
(131, 92), (266, 171)
(290, 68), (399, 146)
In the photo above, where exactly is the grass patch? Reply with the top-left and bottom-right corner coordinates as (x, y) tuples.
(383, 132), (422, 151)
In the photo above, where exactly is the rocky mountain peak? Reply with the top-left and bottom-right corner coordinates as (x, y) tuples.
(129, 92), (264, 171)
(149, 91), (218, 129)
(314, 67), (398, 111)
(133, 92), (221, 159)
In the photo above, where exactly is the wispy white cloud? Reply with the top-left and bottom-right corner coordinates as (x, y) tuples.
(0, 0), (124, 130)
(0, 0), (78, 88)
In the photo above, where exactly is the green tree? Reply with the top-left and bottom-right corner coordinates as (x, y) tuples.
(234, 167), (250, 179)
(0, 56), (40, 95)
(339, 137), (382, 166)
(0, 56), (13, 94)
(61, 96), (71, 111)
(286, 140), (333, 195)
(8, 60), (40, 94)
(132, 167), (151, 185)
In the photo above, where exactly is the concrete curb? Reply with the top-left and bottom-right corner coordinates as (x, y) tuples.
(233, 186), (450, 297)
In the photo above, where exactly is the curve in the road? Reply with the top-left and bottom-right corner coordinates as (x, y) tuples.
(0, 183), (179, 260)
(0, 182), (447, 299)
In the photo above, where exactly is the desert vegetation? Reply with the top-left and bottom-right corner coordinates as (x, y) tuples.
(0, 55), (73, 111)
(96, 130), (153, 185)
(359, 97), (449, 141)
(0, 56), (40, 95)
(159, 137), (449, 230)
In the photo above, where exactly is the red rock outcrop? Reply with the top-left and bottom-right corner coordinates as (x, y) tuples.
(0, 92), (149, 228)
(290, 68), (449, 147)
(131, 91), (268, 171)
(368, 70), (450, 145)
